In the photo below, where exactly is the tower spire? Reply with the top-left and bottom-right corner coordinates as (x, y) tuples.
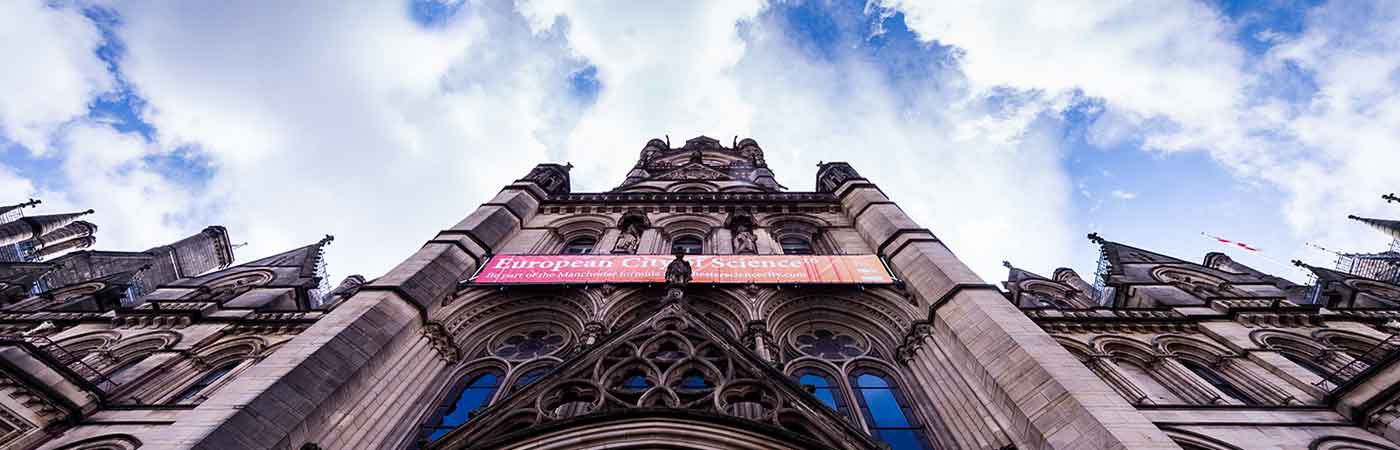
(1348, 215), (1400, 241)
(0, 209), (94, 247)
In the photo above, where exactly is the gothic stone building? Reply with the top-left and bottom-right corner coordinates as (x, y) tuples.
(3, 137), (1400, 450)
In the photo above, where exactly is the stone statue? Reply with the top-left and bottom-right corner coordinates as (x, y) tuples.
(22, 320), (57, 337)
(663, 253), (693, 304)
(689, 149), (704, 165)
(665, 253), (692, 287)
(733, 225), (758, 254)
(612, 223), (641, 254)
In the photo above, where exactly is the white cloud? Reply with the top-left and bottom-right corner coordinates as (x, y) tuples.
(1110, 190), (1137, 200)
(884, 0), (1400, 267)
(0, 1), (113, 154)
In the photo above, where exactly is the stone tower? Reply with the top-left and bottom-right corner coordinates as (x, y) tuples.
(11, 139), (1400, 450)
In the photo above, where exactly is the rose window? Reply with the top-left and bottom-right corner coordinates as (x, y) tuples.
(495, 329), (566, 360)
(794, 329), (864, 359)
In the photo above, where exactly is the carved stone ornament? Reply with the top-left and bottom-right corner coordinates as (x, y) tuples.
(422, 322), (462, 364)
(817, 163), (861, 192)
(657, 164), (730, 181)
(732, 225), (758, 255)
(612, 222), (642, 254)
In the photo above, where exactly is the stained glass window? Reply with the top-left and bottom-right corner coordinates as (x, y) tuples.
(796, 370), (847, 417)
(795, 329), (864, 359)
(494, 329), (565, 360)
(851, 371), (930, 450)
(417, 371), (501, 446)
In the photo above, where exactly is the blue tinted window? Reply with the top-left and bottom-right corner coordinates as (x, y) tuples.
(417, 371), (501, 446)
(515, 368), (549, 388)
(851, 371), (929, 450)
(797, 372), (847, 416)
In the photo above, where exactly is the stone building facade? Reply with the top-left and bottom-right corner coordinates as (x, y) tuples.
(2, 137), (1399, 450)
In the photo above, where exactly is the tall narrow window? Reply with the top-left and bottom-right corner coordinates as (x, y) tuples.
(781, 237), (814, 255)
(562, 237), (596, 254)
(1281, 352), (1332, 380)
(418, 371), (502, 445)
(1182, 360), (1257, 405)
(671, 236), (703, 254)
(851, 371), (930, 450)
(171, 363), (237, 404)
(795, 370), (848, 417)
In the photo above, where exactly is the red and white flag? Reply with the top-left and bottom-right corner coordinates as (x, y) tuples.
(1202, 233), (1260, 252)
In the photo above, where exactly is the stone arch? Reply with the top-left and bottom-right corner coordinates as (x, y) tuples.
(104, 331), (180, 375)
(456, 413), (832, 450)
(1252, 329), (1327, 357)
(545, 215), (612, 240)
(54, 330), (122, 358)
(1052, 335), (1095, 361)
(1154, 334), (1233, 363)
(766, 293), (914, 360)
(1310, 436), (1400, 450)
(1151, 266), (1243, 298)
(443, 291), (593, 346)
(602, 288), (747, 337)
(1161, 428), (1242, 450)
(1315, 329), (1385, 363)
(1092, 336), (1187, 404)
(668, 181), (720, 193)
(1020, 279), (1078, 308)
(1094, 336), (1157, 367)
(51, 434), (142, 450)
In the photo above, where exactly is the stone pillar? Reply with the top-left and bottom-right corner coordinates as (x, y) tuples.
(897, 325), (1013, 450)
(1088, 357), (1152, 405)
(1153, 358), (1228, 405)
(1217, 358), (1298, 405)
(156, 171), (544, 450)
(824, 162), (1179, 450)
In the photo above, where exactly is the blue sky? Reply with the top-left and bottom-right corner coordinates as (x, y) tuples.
(2, 0), (1397, 283)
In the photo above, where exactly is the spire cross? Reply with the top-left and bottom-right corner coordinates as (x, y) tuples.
(1385, 193), (1398, 204)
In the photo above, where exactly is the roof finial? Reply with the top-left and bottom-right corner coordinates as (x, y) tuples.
(664, 134), (670, 147)
(318, 234), (335, 247)
(1002, 260), (1013, 269)
(1385, 193), (1399, 204)
(20, 198), (40, 208)
(1086, 232), (1106, 244)
(1291, 259), (1308, 268)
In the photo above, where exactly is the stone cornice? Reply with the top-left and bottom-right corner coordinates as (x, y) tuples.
(544, 191), (837, 204)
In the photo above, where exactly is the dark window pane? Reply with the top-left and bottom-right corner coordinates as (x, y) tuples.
(515, 368), (548, 387)
(672, 236), (703, 254)
(874, 429), (927, 450)
(1183, 361), (1256, 405)
(563, 237), (596, 254)
(172, 363), (236, 404)
(781, 237), (814, 255)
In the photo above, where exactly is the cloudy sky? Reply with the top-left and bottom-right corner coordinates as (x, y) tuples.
(3, 0), (1398, 284)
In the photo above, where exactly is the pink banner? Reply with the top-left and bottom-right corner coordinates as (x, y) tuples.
(470, 254), (894, 284)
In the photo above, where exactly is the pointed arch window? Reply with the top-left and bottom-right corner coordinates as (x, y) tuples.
(671, 236), (703, 254)
(794, 369), (848, 417)
(562, 237), (596, 254)
(417, 371), (502, 446)
(171, 362), (237, 404)
(1181, 360), (1257, 405)
(851, 371), (931, 450)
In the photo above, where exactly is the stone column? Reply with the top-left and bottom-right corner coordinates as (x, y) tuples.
(1153, 358), (1228, 405)
(1088, 357), (1152, 405)
(824, 162), (1178, 450)
(157, 170), (546, 450)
